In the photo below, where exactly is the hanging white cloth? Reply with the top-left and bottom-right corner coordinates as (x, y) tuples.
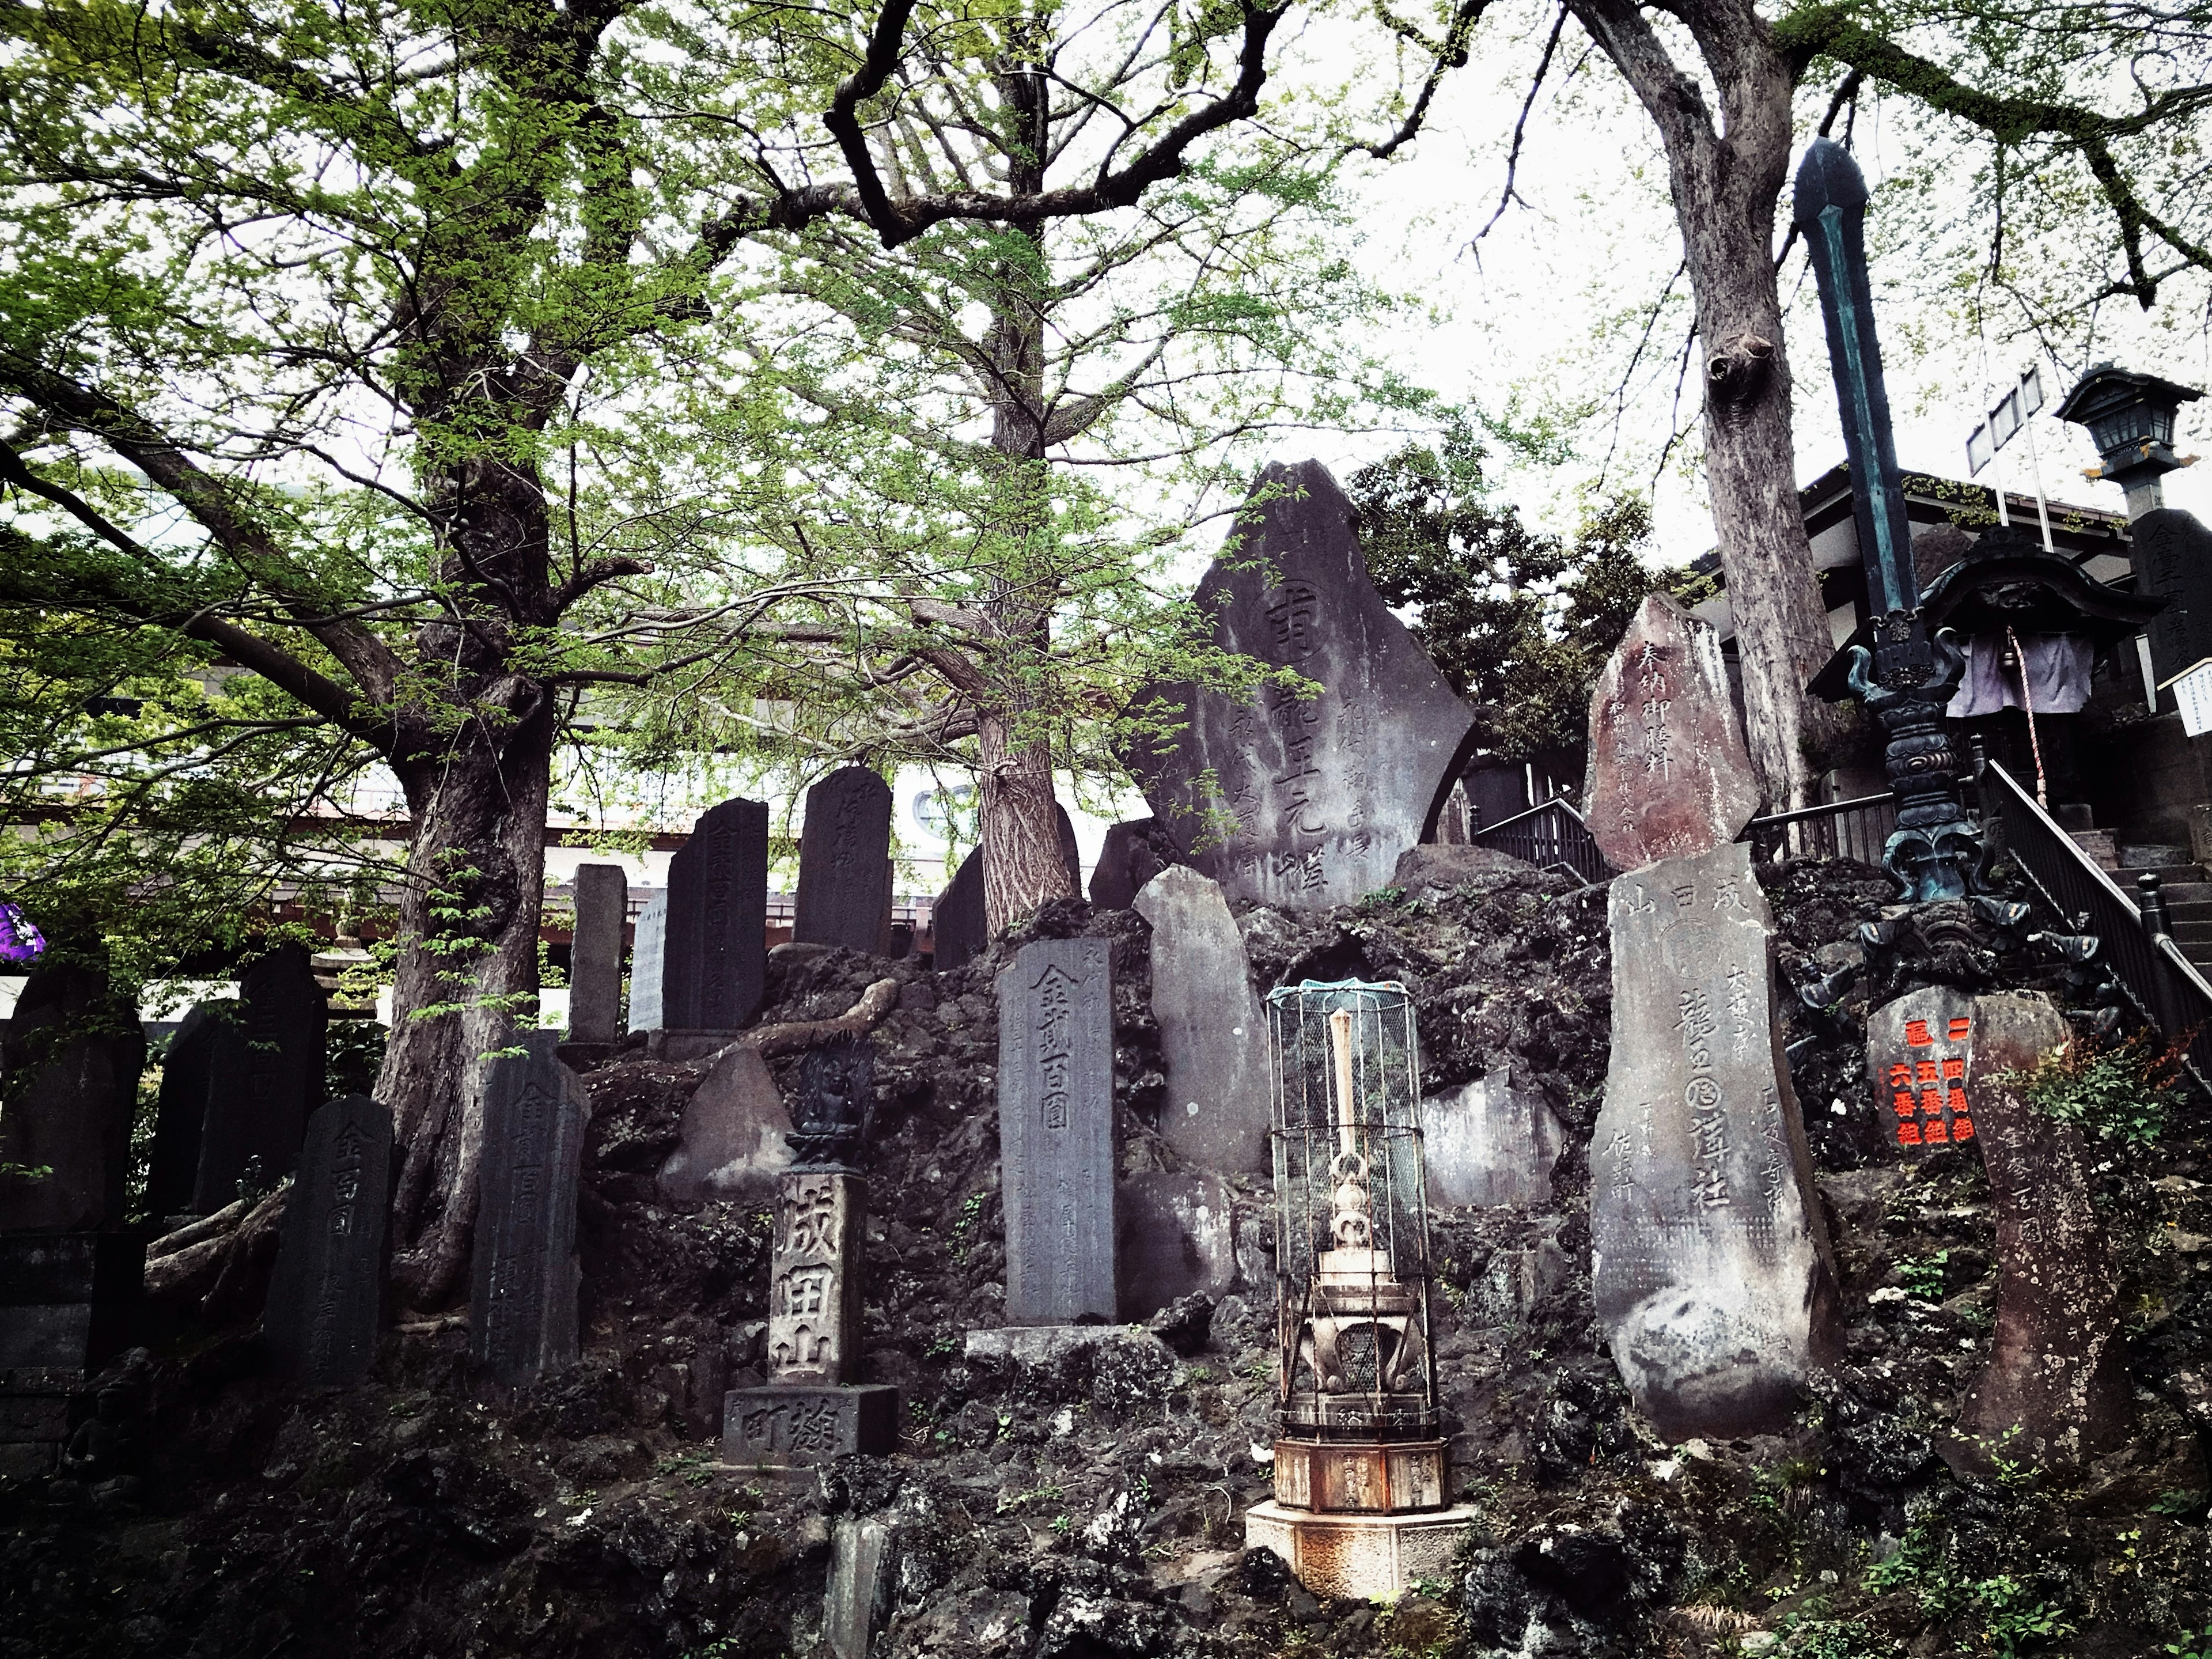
(1946, 632), (2092, 718)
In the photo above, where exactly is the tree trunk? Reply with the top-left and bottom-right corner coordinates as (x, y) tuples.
(380, 454), (561, 1311)
(971, 56), (1080, 934)
(1569, 0), (1841, 810)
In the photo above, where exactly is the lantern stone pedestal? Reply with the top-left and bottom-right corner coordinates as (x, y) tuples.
(1245, 1492), (1482, 1601)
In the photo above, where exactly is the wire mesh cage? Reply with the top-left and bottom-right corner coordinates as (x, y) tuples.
(1266, 979), (1437, 1442)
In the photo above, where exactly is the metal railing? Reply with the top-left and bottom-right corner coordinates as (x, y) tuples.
(1981, 757), (2212, 1090)
(1743, 792), (1898, 866)
(1468, 797), (1616, 886)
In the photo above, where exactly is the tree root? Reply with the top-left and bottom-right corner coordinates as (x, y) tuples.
(707, 976), (901, 1066)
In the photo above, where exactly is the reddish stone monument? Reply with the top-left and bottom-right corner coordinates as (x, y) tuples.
(1865, 987), (1980, 1153)
(1585, 593), (1762, 870)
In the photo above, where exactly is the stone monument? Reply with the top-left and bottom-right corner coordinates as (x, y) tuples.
(1585, 609), (1840, 1441)
(931, 805), (1081, 972)
(1422, 1065), (1566, 1209)
(1583, 593), (1761, 873)
(722, 1036), (897, 1465)
(995, 938), (1116, 1324)
(190, 944), (329, 1213)
(1866, 987), (1980, 1152)
(469, 1033), (589, 1386)
(1116, 1172), (1236, 1320)
(0, 960), (144, 1232)
(147, 1003), (221, 1222)
(1956, 992), (2130, 1466)
(264, 1093), (392, 1387)
(1132, 866), (1271, 1172)
(1126, 460), (1482, 909)
(0, 1231), (144, 1476)
(794, 768), (895, 953)
(628, 891), (666, 1034)
(567, 864), (628, 1046)
(664, 797), (769, 1033)
(1089, 818), (1173, 911)
(655, 1045), (792, 1205)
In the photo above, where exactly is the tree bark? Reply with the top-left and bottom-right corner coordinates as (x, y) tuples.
(971, 55), (1080, 934)
(1567, 0), (1840, 809)
(379, 455), (562, 1310)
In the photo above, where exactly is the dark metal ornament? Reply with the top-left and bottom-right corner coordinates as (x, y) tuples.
(788, 1036), (874, 1170)
(1794, 139), (1985, 902)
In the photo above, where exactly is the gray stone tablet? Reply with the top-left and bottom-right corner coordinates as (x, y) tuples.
(469, 1033), (588, 1385)
(996, 938), (1116, 1323)
(568, 865), (628, 1045)
(794, 768), (895, 953)
(265, 1093), (392, 1387)
(665, 797), (768, 1030)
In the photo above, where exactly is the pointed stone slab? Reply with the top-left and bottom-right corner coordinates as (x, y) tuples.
(569, 865), (628, 1046)
(996, 938), (1116, 1323)
(628, 891), (666, 1033)
(1585, 593), (1761, 872)
(1590, 842), (1840, 1440)
(665, 797), (768, 1030)
(1127, 460), (1480, 910)
(1134, 866), (1271, 1172)
(469, 1033), (589, 1386)
(1957, 992), (2130, 1467)
(147, 1003), (221, 1221)
(194, 944), (328, 1212)
(931, 849), (985, 972)
(1089, 818), (1174, 911)
(656, 1044), (793, 1205)
(795, 768), (895, 953)
(265, 1093), (392, 1388)
(1866, 987), (1980, 1154)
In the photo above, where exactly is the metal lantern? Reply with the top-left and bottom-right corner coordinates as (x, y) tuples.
(1267, 979), (1438, 1446)
(1246, 979), (1474, 1600)
(2055, 362), (2205, 518)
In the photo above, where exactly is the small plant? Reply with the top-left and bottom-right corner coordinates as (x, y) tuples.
(950, 1193), (987, 1263)
(2002, 1027), (2187, 1146)
(2164, 1623), (2212, 1658)
(995, 1481), (1064, 1513)
(2153, 1487), (2209, 1519)
(1359, 886), (1407, 909)
(925, 1334), (959, 1360)
(1051, 1513), (1073, 1536)
(1894, 1250), (1949, 1300)
(1970, 1573), (2073, 1657)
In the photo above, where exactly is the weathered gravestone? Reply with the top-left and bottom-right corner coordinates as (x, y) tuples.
(1956, 992), (2130, 1467)
(568, 865), (628, 1046)
(628, 891), (666, 1033)
(2128, 507), (2212, 694)
(1866, 987), (1980, 1153)
(1584, 593), (1762, 873)
(664, 798), (768, 1031)
(1423, 1065), (1566, 1209)
(264, 1093), (392, 1387)
(1126, 460), (1481, 909)
(931, 850), (985, 972)
(469, 1033), (589, 1385)
(1115, 1172), (1236, 1320)
(1590, 842), (1842, 1440)
(766, 1170), (865, 1382)
(1089, 818), (1174, 911)
(1132, 867), (1271, 1172)
(191, 945), (328, 1213)
(794, 768), (895, 953)
(997, 937), (1116, 1323)
(656, 1045), (792, 1205)
(147, 1004), (222, 1221)
(0, 961), (144, 1232)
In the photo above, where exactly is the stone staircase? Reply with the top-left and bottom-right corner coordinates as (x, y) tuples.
(2068, 830), (2212, 974)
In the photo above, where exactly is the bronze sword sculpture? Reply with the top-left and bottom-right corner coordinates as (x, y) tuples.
(1793, 138), (1984, 901)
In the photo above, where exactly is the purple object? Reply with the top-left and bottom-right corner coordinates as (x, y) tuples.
(0, 904), (46, 964)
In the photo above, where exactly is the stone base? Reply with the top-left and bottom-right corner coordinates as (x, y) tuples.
(722, 1384), (898, 1465)
(0, 1366), (83, 1479)
(647, 1029), (752, 1065)
(555, 1041), (615, 1073)
(1244, 1501), (1482, 1601)
(0, 1233), (145, 1370)
(963, 1325), (1158, 1366)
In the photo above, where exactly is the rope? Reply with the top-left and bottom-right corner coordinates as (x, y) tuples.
(2006, 626), (2049, 809)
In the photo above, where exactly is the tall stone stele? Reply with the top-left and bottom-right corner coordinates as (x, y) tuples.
(723, 1039), (897, 1466)
(1586, 594), (1842, 1440)
(567, 864), (628, 1047)
(1956, 993), (2130, 1468)
(265, 1093), (393, 1388)
(1126, 459), (1482, 910)
(663, 797), (770, 1038)
(794, 767), (895, 954)
(469, 1033), (589, 1387)
(1133, 866), (1271, 1173)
